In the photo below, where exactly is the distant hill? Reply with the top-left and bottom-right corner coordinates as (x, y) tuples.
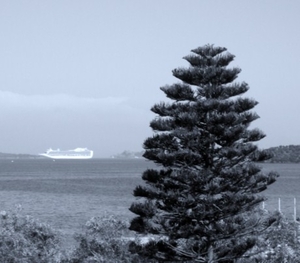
(265, 145), (300, 163)
(111, 150), (144, 159)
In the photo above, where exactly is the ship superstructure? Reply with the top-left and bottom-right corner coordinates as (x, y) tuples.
(40, 148), (93, 159)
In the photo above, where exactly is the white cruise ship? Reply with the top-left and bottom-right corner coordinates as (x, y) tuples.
(39, 148), (93, 159)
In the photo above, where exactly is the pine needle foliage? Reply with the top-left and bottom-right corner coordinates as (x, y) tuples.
(129, 44), (279, 262)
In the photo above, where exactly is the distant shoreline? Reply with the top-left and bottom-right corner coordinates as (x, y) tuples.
(2, 144), (300, 162)
(0, 153), (41, 159)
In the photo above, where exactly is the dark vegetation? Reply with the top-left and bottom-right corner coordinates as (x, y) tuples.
(0, 209), (147, 263)
(2, 208), (300, 263)
(265, 145), (300, 163)
(0, 208), (300, 263)
(129, 44), (279, 262)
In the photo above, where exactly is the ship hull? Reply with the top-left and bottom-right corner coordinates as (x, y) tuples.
(39, 148), (93, 159)
(39, 154), (93, 160)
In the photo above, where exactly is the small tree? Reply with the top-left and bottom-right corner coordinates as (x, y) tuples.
(129, 44), (278, 262)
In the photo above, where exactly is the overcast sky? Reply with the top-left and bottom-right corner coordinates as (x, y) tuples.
(0, 1), (299, 157)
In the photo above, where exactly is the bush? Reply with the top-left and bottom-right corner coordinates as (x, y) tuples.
(69, 212), (146, 263)
(259, 211), (300, 263)
(6, 209), (300, 262)
(0, 209), (152, 263)
(236, 211), (300, 263)
(0, 208), (64, 263)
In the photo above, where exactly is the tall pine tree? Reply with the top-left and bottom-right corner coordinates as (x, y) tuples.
(129, 44), (278, 262)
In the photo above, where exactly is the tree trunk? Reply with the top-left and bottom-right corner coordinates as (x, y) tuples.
(208, 245), (214, 263)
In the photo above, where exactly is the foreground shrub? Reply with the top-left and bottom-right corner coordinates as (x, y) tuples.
(236, 210), (300, 263)
(258, 211), (300, 263)
(69, 212), (147, 263)
(3, 209), (299, 262)
(0, 209), (64, 263)
(0, 209), (153, 263)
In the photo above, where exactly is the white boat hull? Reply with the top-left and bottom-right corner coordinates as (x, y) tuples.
(39, 148), (93, 159)
(39, 154), (93, 159)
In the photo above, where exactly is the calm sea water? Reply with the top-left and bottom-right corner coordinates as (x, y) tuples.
(0, 159), (299, 242)
(0, 158), (155, 244)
